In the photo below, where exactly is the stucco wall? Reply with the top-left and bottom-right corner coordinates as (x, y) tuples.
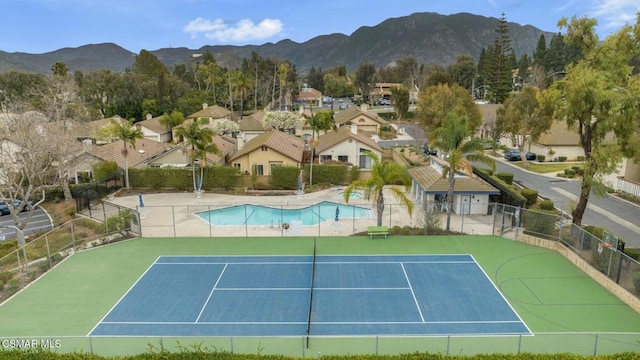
(231, 149), (299, 175)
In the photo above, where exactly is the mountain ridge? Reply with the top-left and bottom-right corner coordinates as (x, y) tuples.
(0, 12), (555, 74)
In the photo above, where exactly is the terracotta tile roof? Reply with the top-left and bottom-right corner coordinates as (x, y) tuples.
(238, 113), (266, 131)
(90, 138), (173, 169)
(136, 115), (170, 134)
(75, 116), (129, 139)
(228, 130), (305, 163)
(187, 104), (232, 120)
(408, 166), (499, 194)
(298, 87), (322, 100)
(316, 125), (382, 153)
(333, 106), (388, 126)
(211, 135), (237, 158)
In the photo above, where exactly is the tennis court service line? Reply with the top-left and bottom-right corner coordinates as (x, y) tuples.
(86, 256), (165, 336)
(195, 263), (228, 323)
(401, 262), (425, 323)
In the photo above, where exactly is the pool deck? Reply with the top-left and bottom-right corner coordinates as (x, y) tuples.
(107, 188), (428, 237)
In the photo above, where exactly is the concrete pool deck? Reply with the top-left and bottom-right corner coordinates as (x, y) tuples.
(105, 188), (494, 237)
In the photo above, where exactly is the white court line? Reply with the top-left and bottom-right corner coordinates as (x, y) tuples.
(469, 254), (533, 335)
(155, 261), (312, 265)
(100, 319), (522, 325)
(86, 256), (163, 336)
(195, 263), (228, 323)
(217, 288), (309, 291)
(313, 287), (410, 290)
(401, 262), (425, 323)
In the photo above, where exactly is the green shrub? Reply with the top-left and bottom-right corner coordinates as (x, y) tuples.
(540, 199), (554, 210)
(564, 169), (576, 176)
(537, 154), (545, 162)
(558, 156), (567, 162)
(349, 165), (360, 182)
(576, 168), (584, 176)
(572, 166), (580, 171)
(270, 166), (300, 190)
(521, 188), (539, 207)
(496, 172), (514, 185)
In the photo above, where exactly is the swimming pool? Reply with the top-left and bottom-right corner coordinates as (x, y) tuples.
(197, 201), (372, 226)
(337, 190), (364, 199)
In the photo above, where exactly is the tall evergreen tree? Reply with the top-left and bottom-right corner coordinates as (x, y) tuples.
(486, 13), (514, 103)
(533, 34), (547, 66)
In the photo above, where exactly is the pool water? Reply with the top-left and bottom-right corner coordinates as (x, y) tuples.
(197, 201), (372, 226)
(337, 191), (364, 199)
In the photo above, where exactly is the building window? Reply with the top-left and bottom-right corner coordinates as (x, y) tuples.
(338, 155), (348, 163)
(320, 155), (332, 163)
(261, 146), (268, 151)
(359, 149), (372, 169)
(253, 164), (264, 175)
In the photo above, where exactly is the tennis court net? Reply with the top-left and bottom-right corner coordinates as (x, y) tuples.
(306, 238), (316, 347)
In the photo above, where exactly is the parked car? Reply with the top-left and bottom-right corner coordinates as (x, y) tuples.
(504, 149), (521, 161)
(0, 199), (34, 215)
(504, 149), (537, 161)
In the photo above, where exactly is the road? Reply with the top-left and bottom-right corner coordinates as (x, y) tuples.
(0, 207), (53, 241)
(493, 158), (640, 248)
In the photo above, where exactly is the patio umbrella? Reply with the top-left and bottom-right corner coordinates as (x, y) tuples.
(335, 206), (340, 222)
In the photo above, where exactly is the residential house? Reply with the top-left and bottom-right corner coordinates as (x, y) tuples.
(237, 111), (267, 149)
(297, 87), (323, 108)
(408, 161), (499, 215)
(74, 115), (130, 144)
(333, 105), (389, 135)
(174, 103), (233, 143)
(525, 121), (583, 161)
(228, 130), (305, 176)
(315, 125), (383, 169)
(369, 82), (419, 104)
(186, 103), (232, 123)
(616, 160), (640, 197)
(145, 135), (237, 168)
(68, 138), (172, 183)
(135, 113), (172, 143)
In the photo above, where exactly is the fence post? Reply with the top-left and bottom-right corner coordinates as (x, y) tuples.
(71, 220), (77, 251)
(172, 206), (177, 237)
(45, 235), (52, 269)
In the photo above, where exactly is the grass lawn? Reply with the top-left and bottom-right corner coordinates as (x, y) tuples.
(514, 161), (582, 174)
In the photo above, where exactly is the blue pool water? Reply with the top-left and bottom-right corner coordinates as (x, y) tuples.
(198, 201), (372, 226)
(337, 191), (363, 199)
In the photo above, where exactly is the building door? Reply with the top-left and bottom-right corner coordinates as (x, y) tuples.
(461, 195), (471, 215)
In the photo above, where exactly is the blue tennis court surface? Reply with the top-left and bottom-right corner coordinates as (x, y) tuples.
(89, 255), (531, 337)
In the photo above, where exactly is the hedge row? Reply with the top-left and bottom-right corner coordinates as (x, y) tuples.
(129, 166), (241, 191)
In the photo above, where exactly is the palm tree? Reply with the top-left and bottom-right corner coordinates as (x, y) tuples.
(193, 138), (220, 194)
(343, 150), (414, 226)
(111, 118), (143, 190)
(174, 119), (215, 193)
(431, 112), (496, 232)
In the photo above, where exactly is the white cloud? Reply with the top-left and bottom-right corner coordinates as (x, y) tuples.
(183, 17), (284, 43)
(590, 0), (640, 29)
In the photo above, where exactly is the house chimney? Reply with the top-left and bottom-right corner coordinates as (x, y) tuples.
(146, 113), (152, 120)
(350, 124), (358, 135)
(360, 104), (368, 111)
(202, 103), (208, 109)
(237, 133), (245, 151)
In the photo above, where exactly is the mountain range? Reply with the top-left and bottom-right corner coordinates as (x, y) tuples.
(0, 12), (555, 74)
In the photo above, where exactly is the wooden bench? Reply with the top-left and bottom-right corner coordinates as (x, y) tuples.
(367, 226), (389, 239)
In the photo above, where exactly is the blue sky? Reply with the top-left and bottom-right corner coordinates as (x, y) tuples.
(3, 0), (639, 54)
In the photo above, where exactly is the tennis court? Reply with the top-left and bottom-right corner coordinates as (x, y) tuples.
(1, 235), (640, 356)
(90, 254), (529, 337)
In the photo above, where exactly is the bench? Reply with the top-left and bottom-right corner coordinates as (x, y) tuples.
(367, 226), (389, 239)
